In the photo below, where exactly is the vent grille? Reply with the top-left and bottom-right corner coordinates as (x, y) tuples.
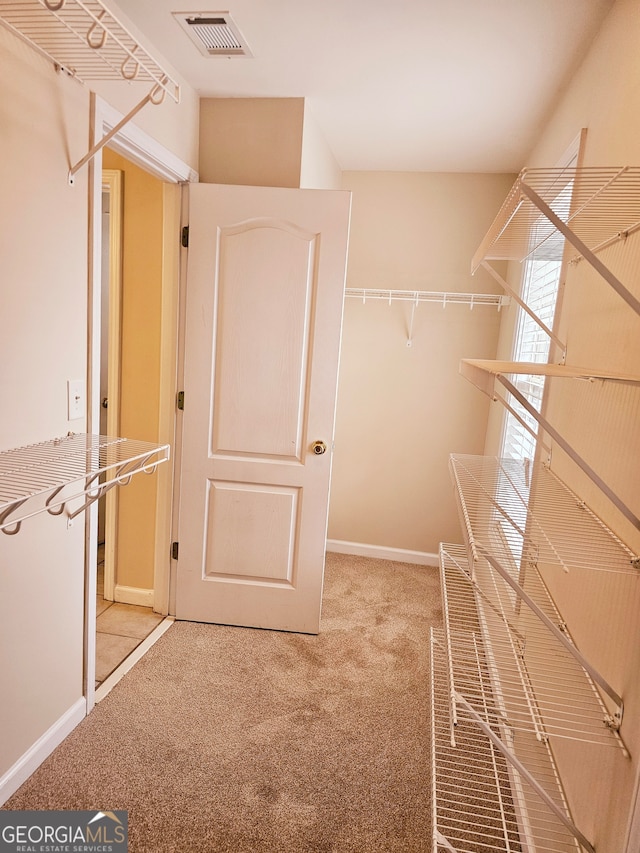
(173, 12), (252, 57)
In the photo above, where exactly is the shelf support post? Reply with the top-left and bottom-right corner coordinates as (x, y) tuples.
(480, 261), (566, 359)
(520, 181), (640, 318)
(68, 83), (166, 185)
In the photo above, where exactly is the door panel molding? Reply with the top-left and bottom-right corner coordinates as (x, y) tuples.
(204, 480), (299, 585)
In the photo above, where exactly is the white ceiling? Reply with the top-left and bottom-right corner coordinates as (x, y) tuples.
(112, 0), (615, 173)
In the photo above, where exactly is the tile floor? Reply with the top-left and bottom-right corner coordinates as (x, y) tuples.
(96, 549), (164, 686)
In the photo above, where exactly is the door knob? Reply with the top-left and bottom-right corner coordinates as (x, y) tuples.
(311, 440), (327, 455)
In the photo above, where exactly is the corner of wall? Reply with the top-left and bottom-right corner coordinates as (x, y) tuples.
(199, 97), (305, 187)
(300, 101), (343, 189)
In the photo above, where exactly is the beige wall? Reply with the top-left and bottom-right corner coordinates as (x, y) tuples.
(199, 98), (305, 187)
(0, 26), (89, 786)
(300, 103), (343, 190)
(328, 171), (515, 555)
(0, 15), (199, 799)
(199, 97), (342, 190)
(482, 1), (640, 849)
(102, 150), (164, 593)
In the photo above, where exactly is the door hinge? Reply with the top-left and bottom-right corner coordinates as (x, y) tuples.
(181, 225), (189, 248)
(171, 541), (179, 560)
(177, 391), (185, 410)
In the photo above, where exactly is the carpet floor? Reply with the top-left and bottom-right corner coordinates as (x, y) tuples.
(5, 553), (443, 852)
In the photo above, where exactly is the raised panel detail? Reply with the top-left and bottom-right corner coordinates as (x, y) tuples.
(211, 219), (316, 459)
(203, 480), (299, 584)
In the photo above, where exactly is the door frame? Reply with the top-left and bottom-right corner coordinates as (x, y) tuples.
(86, 93), (196, 711)
(100, 168), (123, 603)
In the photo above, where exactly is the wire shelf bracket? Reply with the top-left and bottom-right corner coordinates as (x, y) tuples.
(480, 260), (567, 359)
(0, 0), (181, 184)
(460, 359), (640, 532)
(0, 433), (170, 535)
(345, 288), (509, 347)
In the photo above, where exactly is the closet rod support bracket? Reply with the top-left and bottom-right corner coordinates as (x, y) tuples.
(68, 82), (167, 185)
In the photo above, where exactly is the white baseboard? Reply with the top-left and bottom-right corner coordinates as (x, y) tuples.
(114, 584), (154, 606)
(0, 697), (86, 806)
(326, 539), (439, 567)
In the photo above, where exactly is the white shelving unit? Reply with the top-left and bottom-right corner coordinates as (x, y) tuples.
(431, 617), (591, 852)
(0, 0), (180, 183)
(0, 433), (170, 534)
(431, 164), (640, 852)
(471, 166), (640, 352)
(431, 454), (634, 851)
(458, 359), (640, 532)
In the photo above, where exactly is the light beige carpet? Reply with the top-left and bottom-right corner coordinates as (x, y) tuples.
(5, 553), (443, 852)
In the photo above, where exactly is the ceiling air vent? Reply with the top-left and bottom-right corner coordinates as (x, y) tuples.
(173, 12), (252, 57)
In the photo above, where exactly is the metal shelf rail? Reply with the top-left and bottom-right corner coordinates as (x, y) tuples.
(0, 0), (180, 183)
(0, 433), (170, 535)
(470, 166), (640, 351)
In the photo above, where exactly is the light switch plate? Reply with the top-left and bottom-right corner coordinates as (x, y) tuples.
(67, 379), (85, 420)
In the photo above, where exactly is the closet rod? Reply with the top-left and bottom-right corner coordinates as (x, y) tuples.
(345, 288), (509, 309)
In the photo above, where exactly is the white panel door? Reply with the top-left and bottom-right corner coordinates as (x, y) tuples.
(176, 183), (351, 633)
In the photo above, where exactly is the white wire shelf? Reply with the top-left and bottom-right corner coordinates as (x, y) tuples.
(450, 454), (638, 576)
(472, 166), (640, 270)
(345, 288), (509, 309)
(439, 544), (626, 750)
(345, 288), (509, 348)
(431, 627), (591, 853)
(0, 433), (170, 535)
(459, 361), (640, 532)
(0, 0), (179, 100)
(0, 0), (181, 183)
(471, 166), (640, 352)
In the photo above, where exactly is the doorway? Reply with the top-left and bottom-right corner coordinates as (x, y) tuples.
(99, 169), (122, 603)
(95, 154), (167, 689)
(86, 96), (193, 709)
